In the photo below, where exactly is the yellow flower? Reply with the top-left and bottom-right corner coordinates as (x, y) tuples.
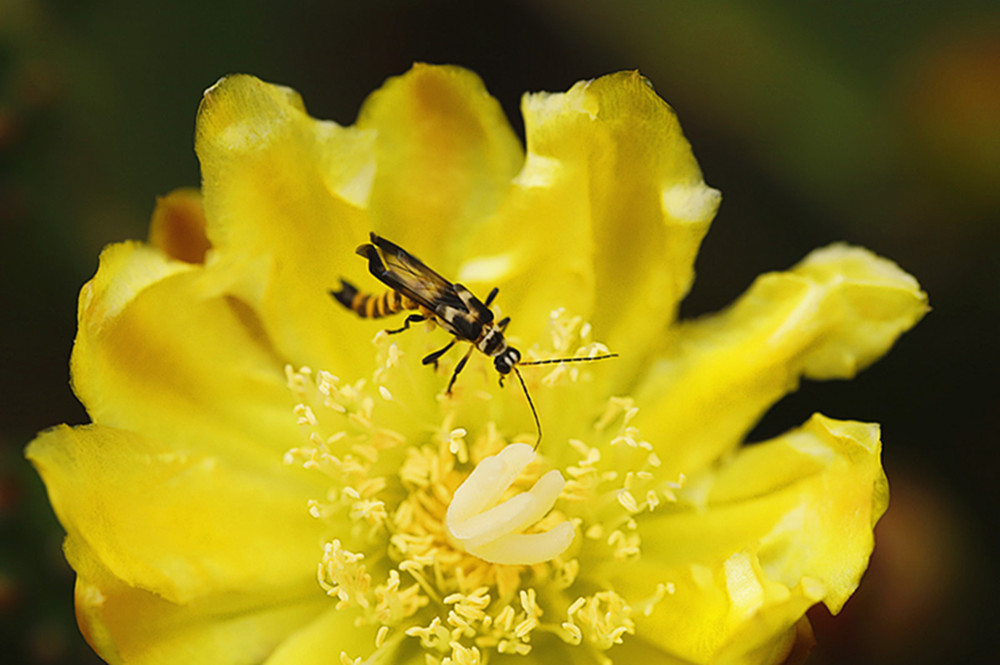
(27, 65), (927, 665)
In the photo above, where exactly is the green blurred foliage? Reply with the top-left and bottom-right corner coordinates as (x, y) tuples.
(2, 1), (996, 663)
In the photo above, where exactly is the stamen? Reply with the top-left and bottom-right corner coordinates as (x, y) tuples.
(446, 444), (574, 565)
(563, 590), (636, 651)
(318, 540), (371, 610)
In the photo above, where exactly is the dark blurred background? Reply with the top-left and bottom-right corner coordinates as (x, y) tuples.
(2, 1), (997, 663)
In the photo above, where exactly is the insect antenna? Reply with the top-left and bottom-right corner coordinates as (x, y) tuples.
(517, 352), (619, 367)
(511, 365), (543, 449)
(514, 352), (619, 449)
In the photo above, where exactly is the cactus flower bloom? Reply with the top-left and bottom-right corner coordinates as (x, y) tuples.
(28, 65), (927, 665)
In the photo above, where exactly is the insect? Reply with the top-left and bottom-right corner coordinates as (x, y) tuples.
(331, 232), (617, 445)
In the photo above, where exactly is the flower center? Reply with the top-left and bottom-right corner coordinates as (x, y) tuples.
(283, 310), (680, 662)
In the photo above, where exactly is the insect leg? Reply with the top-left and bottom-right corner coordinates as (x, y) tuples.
(385, 313), (426, 335)
(496, 317), (512, 388)
(484, 287), (499, 307)
(446, 345), (476, 395)
(422, 338), (457, 369)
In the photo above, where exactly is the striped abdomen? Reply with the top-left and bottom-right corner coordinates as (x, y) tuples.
(331, 279), (422, 319)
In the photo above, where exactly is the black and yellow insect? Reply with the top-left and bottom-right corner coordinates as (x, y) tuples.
(331, 232), (617, 444)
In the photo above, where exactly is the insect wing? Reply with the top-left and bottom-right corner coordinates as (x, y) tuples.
(368, 235), (456, 308)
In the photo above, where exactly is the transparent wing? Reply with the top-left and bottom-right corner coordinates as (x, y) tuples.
(369, 233), (460, 313)
(364, 234), (496, 341)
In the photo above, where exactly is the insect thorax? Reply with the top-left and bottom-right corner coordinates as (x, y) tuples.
(478, 327), (521, 375)
(477, 325), (507, 357)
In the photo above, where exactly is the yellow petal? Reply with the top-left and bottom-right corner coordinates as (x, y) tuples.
(27, 424), (324, 604)
(704, 414), (887, 612)
(634, 244), (928, 477)
(461, 72), (719, 378)
(195, 74), (374, 373)
(594, 413), (886, 664)
(606, 634), (718, 665)
(195, 66), (524, 375)
(608, 566), (816, 665)
(263, 607), (383, 665)
(71, 240), (299, 465)
(356, 63), (524, 262)
(148, 188), (211, 264)
(72, 544), (327, 665)
(787, 243), (930, 378)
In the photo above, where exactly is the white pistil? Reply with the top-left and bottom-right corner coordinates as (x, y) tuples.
(446, 444), (574, 565)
